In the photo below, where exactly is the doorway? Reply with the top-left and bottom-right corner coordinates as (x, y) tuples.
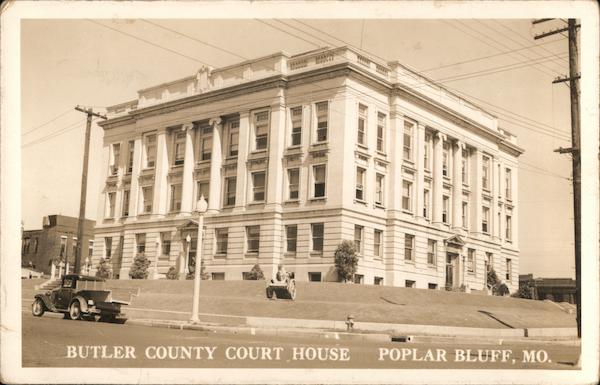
(445, 253), (458, 288)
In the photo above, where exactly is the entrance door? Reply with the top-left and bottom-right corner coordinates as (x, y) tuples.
(445, 253), (457, 288)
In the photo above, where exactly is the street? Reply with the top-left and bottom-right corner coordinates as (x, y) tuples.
(22, 312), (579, 369)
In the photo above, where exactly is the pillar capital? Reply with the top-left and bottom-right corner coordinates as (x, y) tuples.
(182, 122), (194, 132)
(435, 131), (447, 141)
(209, 117), (222, 128)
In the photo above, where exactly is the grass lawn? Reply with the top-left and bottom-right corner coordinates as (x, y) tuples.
(21, 278), (574, 329)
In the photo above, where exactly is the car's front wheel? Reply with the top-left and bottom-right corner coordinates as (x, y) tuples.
(32, 298), (45, 317)
(68, 301), (82, 320)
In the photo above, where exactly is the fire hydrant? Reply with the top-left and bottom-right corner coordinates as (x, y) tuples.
(345, 314), (355, 331)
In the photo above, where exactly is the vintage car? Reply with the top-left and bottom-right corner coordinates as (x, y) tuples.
(32, 274), (129, 322)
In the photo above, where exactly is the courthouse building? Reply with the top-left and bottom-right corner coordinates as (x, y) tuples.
(92, 46), (522, 290)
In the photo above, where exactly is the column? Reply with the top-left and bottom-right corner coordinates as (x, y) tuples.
(180, 123), (195, 214)
(512, 167), (519, 247)
(432, 131), (445, 224)
(491, 158), (500, 240)
(452, 140), (464, 230)
(266, 99), (285, 209)
(153, 129), (169, 215)
(415, 124), (426, 220)
(389, 111), (404, 211)
(207, 118), (223, 213)
(471, 149), (483, 235)
(234, 112), (250, 210)
(128, 137), (143, 217)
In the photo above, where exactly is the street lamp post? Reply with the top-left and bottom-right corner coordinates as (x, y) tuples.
(191, 195), (208, 323)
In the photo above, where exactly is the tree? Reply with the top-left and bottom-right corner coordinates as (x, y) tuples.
(246, 264), (265, 280)
(165, 266), (179, 280)
(186, 259), (210, 280)
(487, 268), (500, 291)
(95, 258), (112, 279)
(334, 240), (358, 282)
(129, 253), (151, 279)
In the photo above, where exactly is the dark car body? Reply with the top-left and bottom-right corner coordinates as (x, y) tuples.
(32, 274), (128, 322)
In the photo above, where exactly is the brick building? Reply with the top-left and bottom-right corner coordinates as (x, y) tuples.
(22, 215), (96, 275)
(91, 46), (522, 290)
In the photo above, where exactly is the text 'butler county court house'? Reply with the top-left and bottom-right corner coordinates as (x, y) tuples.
(91, 46), (522, 291)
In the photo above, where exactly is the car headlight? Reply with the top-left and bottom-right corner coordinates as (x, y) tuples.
(87, 300), (94, 306)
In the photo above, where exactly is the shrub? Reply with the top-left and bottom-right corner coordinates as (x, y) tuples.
(165, 266), (179, 280)
(487, 268), (500, 290)
(334, 240), (358, 282)
(446, 284), (467, 292)
(186, 259), (209, 280)
(495, 283), (510, 296)
(95, 258), (112, 279)
(512, 282), (534, 299)
(129, 253), (151, 279)
(246, 264), (265, 280)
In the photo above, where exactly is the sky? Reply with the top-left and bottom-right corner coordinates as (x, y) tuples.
(20, 17), (576, 278)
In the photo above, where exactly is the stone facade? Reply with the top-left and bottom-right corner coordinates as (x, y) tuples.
(92, 47), (522, 291)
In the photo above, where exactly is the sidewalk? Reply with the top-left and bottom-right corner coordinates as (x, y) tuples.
(123, 306), (578, 341)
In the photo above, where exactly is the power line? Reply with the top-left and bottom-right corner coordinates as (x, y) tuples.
(22, 120), (89, 148)
(22, 108), (76, 136)
(254, 19), (321, 48)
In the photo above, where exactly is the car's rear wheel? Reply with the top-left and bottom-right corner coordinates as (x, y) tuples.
(32, 298), (45, 317)
(68, 301), (82, 320)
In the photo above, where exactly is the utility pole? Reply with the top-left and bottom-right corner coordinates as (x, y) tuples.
(74, 106), (107, 274)
(534, 19), (581, 338)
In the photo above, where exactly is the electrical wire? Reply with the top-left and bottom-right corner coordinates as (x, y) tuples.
(22, 108), (76, 136)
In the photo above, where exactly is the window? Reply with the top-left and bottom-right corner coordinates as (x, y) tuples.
(224, 177), (236, 206)
(197, 181), (209, 202)
(427, 239), (437, 265)
(482, 206), (490, 233)
(354, 225), (363, 255)
(246, 226), (260, 253)
(442, 195), (449, 224)
(287, 168), (299, 200)
(354, 274), (364, 284)
(374, 276), (384, 285)
(144, 133), (156, 168)
(215, 228), (228, 255)
(375, 174), (384, 206)
(88, 240), (94, 258)
(376, 112), (386, 152)
(290, 107), (302, 146)
(228, 121), (239, 157)
(423, 189), (430, 219)
(59, 236), (67, 258)
(161, 232), (171, 256)
(173, 131), (186, 166)
(404, 234), (414, 261)
(308, 272), (322, 282)
(126, 140), (134, 174)
(482, 155), (490, 190)
(110, 143), (120, 176)
(252, 171), (266, 202)
(374, 229), (383, 259)
(104, 237), (112, 259)
(428, 283), (438, 290)
(462, 148), (469, 184)
(315, 101), (328, 142)
(199, 126), (212, 161)
(212, 272), (225, 280)
(462, 202), (469, 229)
(136, 233), (146, 254)
(505, 168), (512, 199)
(122, 189), (130, 217)
(107, 192), (116, 218)
(405, 280), (416, 288)
(424, 133), (431, 170)
(485, 252), (493, 272)
(357, 104), (367, 146)
(170, 184), (182, 212)
(402, 180), (412, 212)
(32, 238), (38, 254)
(286, 225), (298, 253)
(442, 141), (449, 177)
(506, 215), (512, 241)
(142, 186), (153, 214)
(467, 248), (476, 273)
(253, 111), (269, 150)
(506, 258), (512, 281)
(403, 121), (413, 160)
(311, 223), (324, 252)
(71, 237), (77, 259)
(313, 165), (326, 198)
(22, 238), (30, 254)
(355, 167), (366, 201)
